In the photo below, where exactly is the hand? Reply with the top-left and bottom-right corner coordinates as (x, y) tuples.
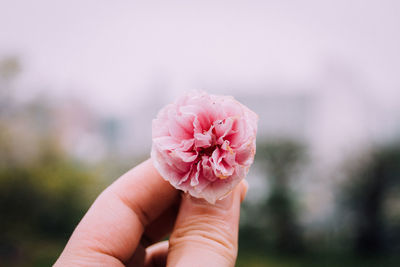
(54, 159), (248, 267)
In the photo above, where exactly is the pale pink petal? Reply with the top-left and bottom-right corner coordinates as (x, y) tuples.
(194, 132), (212, 148)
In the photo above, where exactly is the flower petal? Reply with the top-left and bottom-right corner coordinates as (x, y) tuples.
(151, 91), (258, 203)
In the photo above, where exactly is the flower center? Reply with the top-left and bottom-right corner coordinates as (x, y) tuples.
(198, 145), (217, 157)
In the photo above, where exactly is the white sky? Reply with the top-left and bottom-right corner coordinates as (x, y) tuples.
(1, 0), (400, 115)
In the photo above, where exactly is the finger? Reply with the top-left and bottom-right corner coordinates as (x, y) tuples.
(167, 180), (248, 267)
(142, 241), (169, 267)
(55, 159), (179, 266)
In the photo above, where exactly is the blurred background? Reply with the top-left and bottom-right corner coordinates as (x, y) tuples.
(1, 0), (400, 266)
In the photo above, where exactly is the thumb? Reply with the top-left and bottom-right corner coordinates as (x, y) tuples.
(167, 180), (248, 267)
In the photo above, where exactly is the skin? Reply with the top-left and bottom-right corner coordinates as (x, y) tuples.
(55, 159), (248, 267)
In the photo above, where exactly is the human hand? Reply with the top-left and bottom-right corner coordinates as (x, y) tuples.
(54, 159), (248, 267)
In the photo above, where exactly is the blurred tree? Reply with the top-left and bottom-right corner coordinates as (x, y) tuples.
(240, 139), (306, 255)
(259, 140), (305, 254)
(341, 144), (400, 255)
(0, 56), (21, 115)
(0, 133), (98, 266)
(0, 56), (102, 266)
(0, 56), (21, 82)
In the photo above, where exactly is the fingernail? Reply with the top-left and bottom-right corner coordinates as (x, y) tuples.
(184, 191), (234, 210)
(215, 191), (235, 209)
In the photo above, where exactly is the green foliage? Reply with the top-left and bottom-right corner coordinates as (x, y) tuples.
(257, 140), (306, 182)
(0, 56), (107, 266)
(340, 144), (400, 255)
(240, 139), (306, 255)
(237, 251), (400, 267)
(0, 136), (100, 266)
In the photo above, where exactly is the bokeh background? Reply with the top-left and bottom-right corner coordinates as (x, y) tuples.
(1, 1), (400, 266)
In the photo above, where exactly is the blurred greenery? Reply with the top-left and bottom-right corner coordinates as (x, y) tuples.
(339, 144), (400, 255)
(0, 130), (100, 266)
(239, 140), (305, 255)
(237, 140), (400, 266)
(236, 251), (400, 267)
(0, 57), (103, 266)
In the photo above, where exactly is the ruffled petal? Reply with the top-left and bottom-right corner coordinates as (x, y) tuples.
(151, 91), (258, 204)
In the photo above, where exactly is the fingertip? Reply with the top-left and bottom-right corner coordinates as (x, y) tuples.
(143, 241), (169, 267)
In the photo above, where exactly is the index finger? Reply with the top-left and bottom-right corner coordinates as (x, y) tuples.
(55, 159), (179, 266)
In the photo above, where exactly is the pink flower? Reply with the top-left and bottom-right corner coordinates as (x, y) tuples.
(151, 92), (258, 203)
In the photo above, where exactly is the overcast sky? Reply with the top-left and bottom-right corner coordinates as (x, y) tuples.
(1, 0), (400, 115)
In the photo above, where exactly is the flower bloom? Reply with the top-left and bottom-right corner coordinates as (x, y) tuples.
(151, 92), (258, 203)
